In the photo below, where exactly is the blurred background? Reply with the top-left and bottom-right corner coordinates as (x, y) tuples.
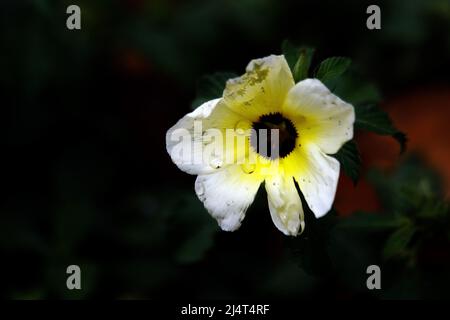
(1, 0), (450, 299)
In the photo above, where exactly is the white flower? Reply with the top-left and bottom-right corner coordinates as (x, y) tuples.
(166, 55), (355, 236)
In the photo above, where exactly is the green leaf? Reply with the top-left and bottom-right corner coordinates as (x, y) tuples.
(191, 72), (237, 109)
(368, 156), (446, 218)
(332, 140), (361, 184)
(333, 73), (382, 106)
(281, 41), (315, 82)
(383, 223), (416, 260)
(355, 104), (407, 153)
(281, 40), (299, 71)
(314, 57), (351, 84)
(293, 47), (315, 82)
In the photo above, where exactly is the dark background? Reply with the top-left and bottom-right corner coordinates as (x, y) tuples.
(1, 0), (450, 299)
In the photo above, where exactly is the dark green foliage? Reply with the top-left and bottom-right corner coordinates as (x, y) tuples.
(355, 104), (407, 153)
(314, 57), (352, 85)
(282, 40), (315, 82)
(382, 223), (416, 261)
(332, 140), (361, 184)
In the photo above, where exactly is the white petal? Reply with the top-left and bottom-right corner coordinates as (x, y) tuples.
(223, 55), (295, 121)
(283, 78), (355, 154)
(265, 174), (304, 236)
(290, 144), (340, 218)
(166, 98), (247, 175)
(195, 165), (263, 231)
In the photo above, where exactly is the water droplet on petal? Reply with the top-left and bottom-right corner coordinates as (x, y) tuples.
(209, 157), (223, 169)
(195, 180), (205, 199)
(241, 163), (256, 174)
(234, 120), (249, 134)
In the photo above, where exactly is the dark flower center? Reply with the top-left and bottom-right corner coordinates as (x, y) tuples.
(251, 112), (298, 159)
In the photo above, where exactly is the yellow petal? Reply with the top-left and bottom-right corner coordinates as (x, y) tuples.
(283, 143), (340, 218)
(196, 164), (263, 231)
(265, 171), (304, 236)
(223, 55), (295, 121)
(283, 79), (355, 154)
(166, 98), (248, 175)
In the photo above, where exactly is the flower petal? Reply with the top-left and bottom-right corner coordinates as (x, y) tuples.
(166, 98), (249, 175)
(195, 165), (263, 231)
(265, 173), (304, 236)
(223, 55), (295, 121)
(285, 144), (340, 218)
(283, 78), (355, 154)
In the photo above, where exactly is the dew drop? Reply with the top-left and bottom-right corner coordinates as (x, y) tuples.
(195, 181), (205, 198)
(234, 120), (249, 133)
(209, 157), (223, 169)
(241, 163), (256, 174)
